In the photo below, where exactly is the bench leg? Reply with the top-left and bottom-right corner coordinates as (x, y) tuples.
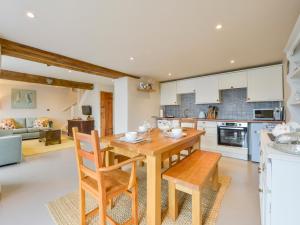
(212, 165), (220, 191)
(192, 190), (202, 225)
(168, 182), (178, 221)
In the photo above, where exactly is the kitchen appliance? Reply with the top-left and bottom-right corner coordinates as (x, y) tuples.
(253, 108), (283, 121)
(199, 111), (206, 119)
(249, 123), (276, 162)
(217, 122), (248, 148)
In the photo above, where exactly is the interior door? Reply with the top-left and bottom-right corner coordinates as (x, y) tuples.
(100, 91), (113, 137)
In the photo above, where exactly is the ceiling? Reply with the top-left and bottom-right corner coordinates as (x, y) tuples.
(0, 0), (300, 82)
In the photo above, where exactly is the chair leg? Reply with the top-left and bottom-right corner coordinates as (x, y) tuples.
(80, 189), (86, 225)
(131, 184), (138, 225)
(168, 182), (178, 221)
(98, 195), (107, 225)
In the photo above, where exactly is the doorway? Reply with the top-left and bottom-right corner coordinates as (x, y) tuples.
(100, 91), (113, 137)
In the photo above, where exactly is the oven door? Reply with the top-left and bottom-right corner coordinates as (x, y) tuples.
(217, 126), (248, 148)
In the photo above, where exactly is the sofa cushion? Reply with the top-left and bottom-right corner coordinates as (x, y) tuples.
(14, 118), (26, 128)
(13, 128), (28, 134)
(27, 128), (40, 133)
(33, 118), (50, 128)
(0, 129), (14, 137)
(26, 118), (37, 128)
(0, 118), (16, 130)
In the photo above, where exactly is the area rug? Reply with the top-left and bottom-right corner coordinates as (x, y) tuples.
(47, 168), (231, 225)
(22, 135), (74, 156)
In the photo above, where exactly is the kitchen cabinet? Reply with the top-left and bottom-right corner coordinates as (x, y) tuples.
(197, 121), (218, 151)
(195, 76), (220, 104)
(260, 131), (300, 225)
(176, 78), (196, 94)
(247, 65), (283, 102)
(160, 81), (180, 105)
(218, 71), (247, 90)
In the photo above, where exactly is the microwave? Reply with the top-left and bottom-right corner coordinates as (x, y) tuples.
(253, 108), (282, 121)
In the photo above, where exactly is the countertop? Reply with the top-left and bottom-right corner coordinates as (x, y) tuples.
(153, 116), (284, 123)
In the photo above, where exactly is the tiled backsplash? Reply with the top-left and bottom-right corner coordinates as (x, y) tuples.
(163, 88), (281, 120)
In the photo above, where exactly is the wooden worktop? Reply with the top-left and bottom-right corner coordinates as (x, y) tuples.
(153, 116), (284, 123)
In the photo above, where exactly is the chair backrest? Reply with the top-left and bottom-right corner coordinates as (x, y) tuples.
(72, 127), (105, 192)
(180, 118), (197, 129)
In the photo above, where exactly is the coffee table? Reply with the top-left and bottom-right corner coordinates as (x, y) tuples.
(39, 129), (61, 146)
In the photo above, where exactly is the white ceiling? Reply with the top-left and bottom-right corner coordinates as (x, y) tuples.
(0, 0), (300, 82)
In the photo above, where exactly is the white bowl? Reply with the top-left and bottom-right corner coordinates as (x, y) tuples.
(138, 126), (147, 133)
(125, 132), (138, 141)
(171, 128), (182, 138)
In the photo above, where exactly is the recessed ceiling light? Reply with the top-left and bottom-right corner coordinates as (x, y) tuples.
(26, 12), (35, 18)
(215, 24), (222, 30)
(129, 57), (134, 61)
(168, 73), (172, 76)
(230, 60), (235, 64)
(68, 70), (72, 73)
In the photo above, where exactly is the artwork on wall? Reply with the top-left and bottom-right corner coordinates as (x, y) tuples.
(11, 89), (37, 109)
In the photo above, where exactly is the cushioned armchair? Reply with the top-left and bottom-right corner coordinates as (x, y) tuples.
(0, 135), (22, 166)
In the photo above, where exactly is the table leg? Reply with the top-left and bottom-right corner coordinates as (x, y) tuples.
(193, 138), (200, 151)
(168, 182), (178, 221)
(147, 154), (161, 225)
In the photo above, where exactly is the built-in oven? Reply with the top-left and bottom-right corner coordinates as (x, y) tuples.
(217, 122), (248, 148)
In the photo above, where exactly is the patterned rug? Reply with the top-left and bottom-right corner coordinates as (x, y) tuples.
(47, 168), (231, 225)
(22, 135), (74, 156)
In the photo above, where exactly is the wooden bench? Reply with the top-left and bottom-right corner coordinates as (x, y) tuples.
(162, 150), (221, 225)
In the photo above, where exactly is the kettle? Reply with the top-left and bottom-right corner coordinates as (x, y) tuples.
(199, 111), (206, 119)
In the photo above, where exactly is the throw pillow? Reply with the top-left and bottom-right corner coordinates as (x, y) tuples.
(0, 118), (16, 130)
(33, 118), (49, 128)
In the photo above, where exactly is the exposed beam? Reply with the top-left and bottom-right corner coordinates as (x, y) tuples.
(0, 69), (94, 90)
(0, 38), (139, 79)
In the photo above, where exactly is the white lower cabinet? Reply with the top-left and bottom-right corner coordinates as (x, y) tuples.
(260, 131), (300, 225)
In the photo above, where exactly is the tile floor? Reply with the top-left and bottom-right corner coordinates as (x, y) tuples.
(0, 148), (260, 225)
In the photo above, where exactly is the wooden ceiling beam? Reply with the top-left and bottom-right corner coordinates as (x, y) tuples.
(0, 38), (139, 79)
(0, 69), (94, 90)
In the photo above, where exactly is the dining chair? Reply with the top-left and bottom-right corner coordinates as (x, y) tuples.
(168, 118), (198, 167)
(73, 127), (144, 225)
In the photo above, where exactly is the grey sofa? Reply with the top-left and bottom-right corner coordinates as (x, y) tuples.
(0, 131), (22, 166)
(4, 118), (51, 140)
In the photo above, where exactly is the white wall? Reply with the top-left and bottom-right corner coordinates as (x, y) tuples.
(0, 80), (77, 128)
(114, 77), (160, 134)
(76, 83), (113, 132)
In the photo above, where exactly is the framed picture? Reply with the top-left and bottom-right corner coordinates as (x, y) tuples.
(11, 89), (37, 109)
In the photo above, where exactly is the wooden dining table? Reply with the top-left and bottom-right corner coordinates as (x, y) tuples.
(104, 128), (205, 225)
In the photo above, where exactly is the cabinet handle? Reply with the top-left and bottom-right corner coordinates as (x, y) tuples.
(247, 98), (250, 101)
(216, 99), (219, 102)
(231, 86), (234, 89)
(258, 188), (263, 193)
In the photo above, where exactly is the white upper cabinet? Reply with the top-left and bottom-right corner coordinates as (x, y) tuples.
(195, 76), (220, 104)
(247, 65), (283, 102)
(160, 81), (180, 105)
(176, 78), (196, 94)
(218, 71), (247, 90)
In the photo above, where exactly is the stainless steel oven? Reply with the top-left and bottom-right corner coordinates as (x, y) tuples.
(217, 122), (248, 148)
